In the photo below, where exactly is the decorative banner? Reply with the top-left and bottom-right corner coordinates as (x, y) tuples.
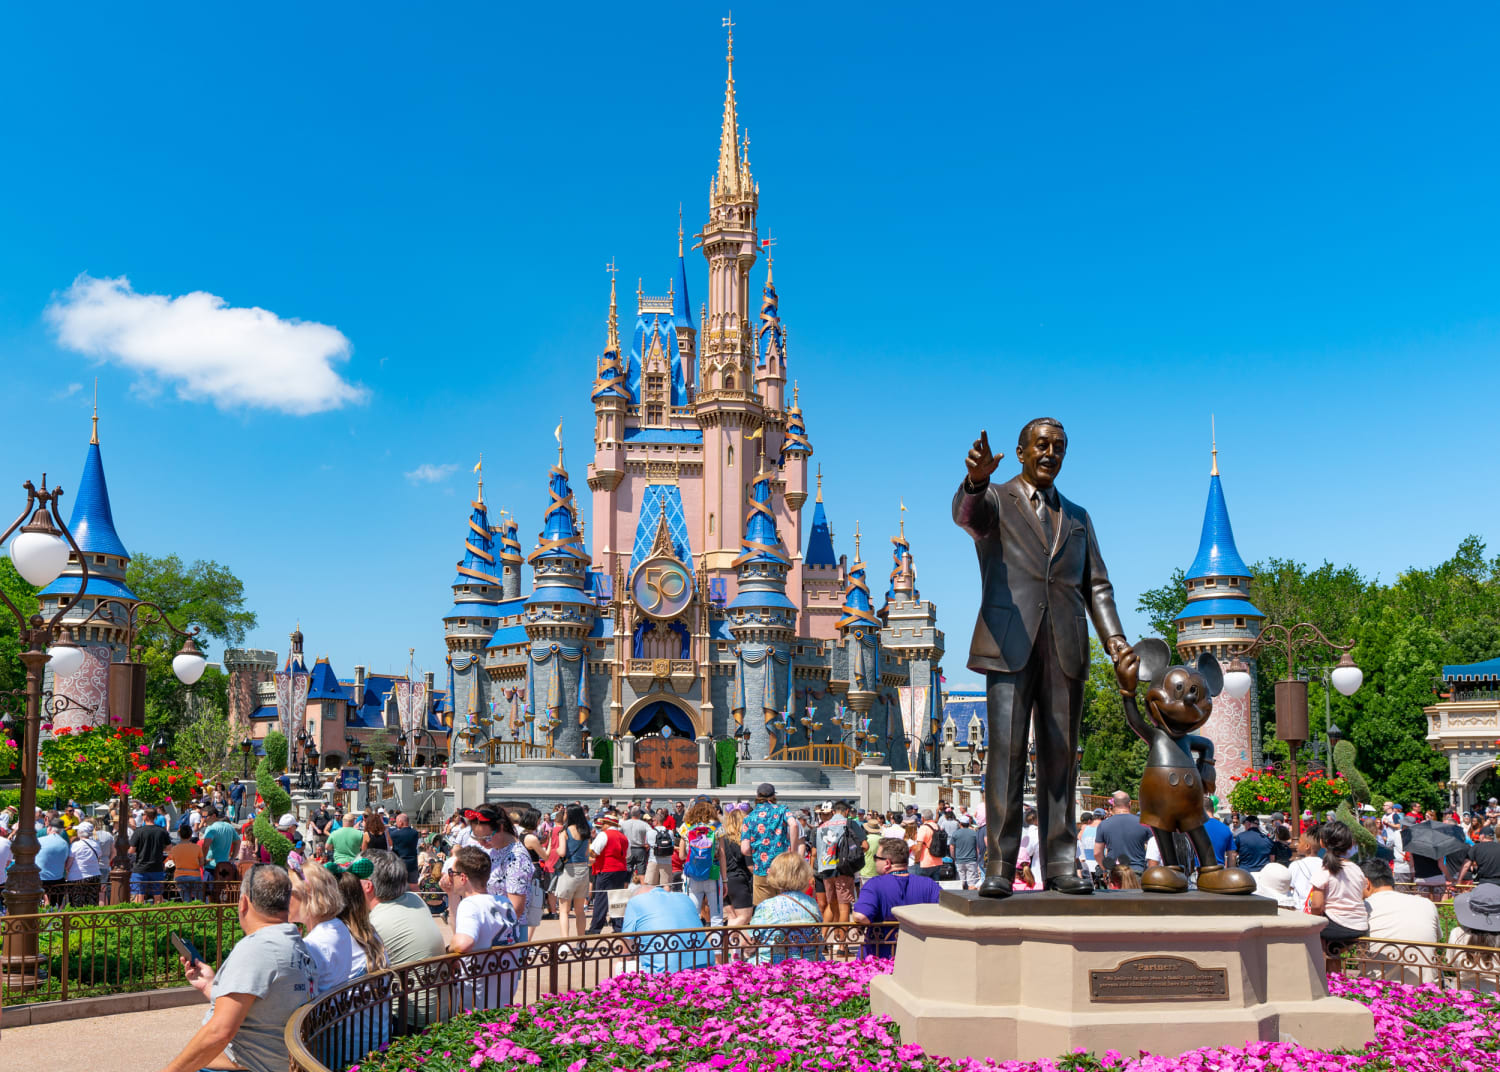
(54, 643), (111, 733)
(273, 665), (310, 744)
(911, 683), (931, 770)
(393, 678), (428, 738)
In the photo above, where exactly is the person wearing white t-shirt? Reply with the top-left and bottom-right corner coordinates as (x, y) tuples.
(291, 865), (366, 996)
(448, 845), (519, 1008)
(0, 829), (12, 891)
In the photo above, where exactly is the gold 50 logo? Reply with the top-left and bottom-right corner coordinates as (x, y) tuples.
(632, 557), (693, 618)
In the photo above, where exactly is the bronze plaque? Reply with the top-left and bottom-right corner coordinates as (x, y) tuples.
(1089, 956), (1229, 1003)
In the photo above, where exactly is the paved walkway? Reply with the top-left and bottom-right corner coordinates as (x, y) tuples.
(0, 914), (589, 1067)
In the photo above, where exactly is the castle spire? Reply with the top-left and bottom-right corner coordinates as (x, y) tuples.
(90, 378), (99, 445)
(591, 263), (630, 403)
(1211, 414), (1219, 477)
(475, 452), (484, 504)
(715, 13), (743, 204)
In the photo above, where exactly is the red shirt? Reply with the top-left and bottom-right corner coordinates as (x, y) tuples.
(591, 828), (629, 874)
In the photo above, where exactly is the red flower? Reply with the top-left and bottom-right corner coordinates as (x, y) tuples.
(148, 776), (159, 785)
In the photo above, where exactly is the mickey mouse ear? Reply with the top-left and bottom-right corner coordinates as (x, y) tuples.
(1196, 652), (1224, 696)
(1134, 638), (1172, 684)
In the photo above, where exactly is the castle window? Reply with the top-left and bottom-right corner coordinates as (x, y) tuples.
(1229, 577), (1239, 587)
(727, 445), (734, 468)
(708, 514), (715, 535)
(1204, 578), (1217, 588)
(94, 555), (106, 565)
(944, 721), (956, 743)
(1235, 617), (1246, 628)
(725, 374), (735, 390)
(1201, 618), (1213, 628)
(458, 619), (466, 626)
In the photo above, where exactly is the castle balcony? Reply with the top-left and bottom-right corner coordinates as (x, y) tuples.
(625, 659), (697, 693)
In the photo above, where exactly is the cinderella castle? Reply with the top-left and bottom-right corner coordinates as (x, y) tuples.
(441, 20), (945, 793)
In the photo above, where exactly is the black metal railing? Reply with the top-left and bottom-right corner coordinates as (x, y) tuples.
(0, 900), (242, 1006)
(287, 922), (891, 1072)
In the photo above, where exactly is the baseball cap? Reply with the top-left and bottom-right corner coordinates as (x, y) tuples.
(1092, 807), (1107, 817)
(818, 800), (833, 812)
(277, 813), (297, 829)
(756, 782), (776, 797)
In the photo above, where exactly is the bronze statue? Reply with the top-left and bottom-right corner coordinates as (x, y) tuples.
(953, 419), (1132, 897)
(1114, 639), (1255, 894)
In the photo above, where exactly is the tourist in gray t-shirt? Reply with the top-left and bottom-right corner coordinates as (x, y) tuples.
(163, 863), (315, 1072)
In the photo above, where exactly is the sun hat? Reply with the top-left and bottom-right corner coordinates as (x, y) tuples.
(76, 821), (94, 837)
(864, 818), (882, 834)
(596, 814), (620, 828)
(1455, 886), (1500, 933)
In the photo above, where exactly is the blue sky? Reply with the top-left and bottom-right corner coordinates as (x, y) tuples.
(1, 5), (1496, 689)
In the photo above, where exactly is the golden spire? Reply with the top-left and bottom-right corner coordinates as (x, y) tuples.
(715, 12), (743, 203)
(854, 521), (862, 563)
(1210, 414), (1219, 477)
(791, 380), (799, 408)
(678, 204), (684, 257)
(555, 416), (565, 467)
(815, 465), (823, 502)
(90, 377), (99, 444)
(605, 260), (620, 353)
(476, 451), (484, 504)
(899, 497), (907, 540)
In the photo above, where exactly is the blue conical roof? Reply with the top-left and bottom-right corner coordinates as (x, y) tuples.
(757, 269), (784, 369)
(886, 533), (911, 603)
(1186, 474), (1250, 580)
(805, 498), (836, 567)
(673, 253), (693, 330)
(836, 547), (880, 629)
(68, 441), (129, 558)
(733, 462), (789, 567)
(453, 494), (501, 587)
(527, 461), (588, 566)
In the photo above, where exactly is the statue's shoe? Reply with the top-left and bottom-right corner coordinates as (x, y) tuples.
(1044, 874), (1095, 895)
(1142, 865), (1190, 893)
(978, 874), (1013, 899)
(1196, 865), (1256, 894)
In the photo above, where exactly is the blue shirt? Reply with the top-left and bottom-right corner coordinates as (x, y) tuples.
(36, 833), (70, 880)
(201, 820), (239, 868)
(620, 889), (712, 973)
(1201, 818), (1235, 866)
(852, 870), (942, 959)
(1234, 827), (1273, 872)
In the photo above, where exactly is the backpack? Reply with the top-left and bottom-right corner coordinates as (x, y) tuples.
(925, 823), (950, 860)
(835, 823), (866, 876)
(653, 826), (675, 856)
(683, 826), (717, 880)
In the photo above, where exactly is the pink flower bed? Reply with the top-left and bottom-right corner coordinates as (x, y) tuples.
(352, 959), (1500, 1072)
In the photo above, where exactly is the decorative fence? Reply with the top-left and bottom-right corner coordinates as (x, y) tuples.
(770, 743), (863, 768)
(287, 922), (889, 1072)
(27, 877), (241, 909)
(480, 740), (556, 764)
(1342, 935), (1500, 991)
(0, 899), (243, 1006)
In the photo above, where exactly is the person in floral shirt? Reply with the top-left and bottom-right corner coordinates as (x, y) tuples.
(448, 805), (537, 942)
(740, 783), (801, 905)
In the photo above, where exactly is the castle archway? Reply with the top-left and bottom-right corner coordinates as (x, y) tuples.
(620, 694), (701, 739)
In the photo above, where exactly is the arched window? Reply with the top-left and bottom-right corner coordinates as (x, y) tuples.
(709, 514), (715, 535)
(725, 374), (735, 390)
(727, 444), (734, 468)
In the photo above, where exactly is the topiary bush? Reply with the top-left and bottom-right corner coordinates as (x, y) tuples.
(1333, 740), (1374, 804)
(251, 730), (292, 865)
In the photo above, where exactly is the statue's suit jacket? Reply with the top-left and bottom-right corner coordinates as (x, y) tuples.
(952, 474), (1124, 677)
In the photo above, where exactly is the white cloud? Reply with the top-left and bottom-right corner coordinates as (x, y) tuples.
(44, 274), (368, 415)
(405, 463), (458, 484)
(55, 382), (83, 399)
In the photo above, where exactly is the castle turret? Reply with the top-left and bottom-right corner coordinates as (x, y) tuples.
(781, 381), (811, 512)
(524, 449), (596, 757)
(834, 525), (884, 760)
(40, 403), (138, 730)
(880, 515), (944, 772)
(754, 258), (786, 416)
(444, 468), (503, 745)
(728, 448), (796, 758)
(1173, 437), (1264, 778)
(673, 211), (697, 395)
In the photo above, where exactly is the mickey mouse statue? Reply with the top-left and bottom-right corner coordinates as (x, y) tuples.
(1114, 638), (1256, 895)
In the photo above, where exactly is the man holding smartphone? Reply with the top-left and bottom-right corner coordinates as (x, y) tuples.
(159, 863), (315, 1072)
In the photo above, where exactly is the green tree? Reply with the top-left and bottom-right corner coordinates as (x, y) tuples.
(172, 707), (239, 782)
(0, 559), (39, 696)
(125, 553), (256, 744)
(1135, 568), (1186, 653)
(1080, 640), (1147, 797)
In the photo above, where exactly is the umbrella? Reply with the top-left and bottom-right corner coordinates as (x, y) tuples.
(1405, 821), (1467, 861)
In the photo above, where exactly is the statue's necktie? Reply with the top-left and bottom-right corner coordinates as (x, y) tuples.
(1032, 490), (1055, 547)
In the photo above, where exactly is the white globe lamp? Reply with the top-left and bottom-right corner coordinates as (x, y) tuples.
(47, 635), (85, 678)
(172, 636), (207, 686)
(1330, 652), (1363, 697)
(1221, 658), (1253, 700)
(10, 510), (70, 588)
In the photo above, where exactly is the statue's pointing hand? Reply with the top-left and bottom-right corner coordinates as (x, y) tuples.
(966, 430), (1002, 487)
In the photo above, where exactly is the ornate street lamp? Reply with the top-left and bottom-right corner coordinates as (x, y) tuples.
(0, 478), (90, 979)
(1228, 624), (1362, 836)
(239, 736), (253, 779)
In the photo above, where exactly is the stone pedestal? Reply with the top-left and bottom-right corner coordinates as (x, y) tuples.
(855, 763), (892, 813)
(697, 736), (714, 789)
(449, 758), (489, 813)
(870, 892), (1372, 1063)
(731, 758), (824, 791)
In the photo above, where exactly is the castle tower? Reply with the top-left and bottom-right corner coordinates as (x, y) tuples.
(727, 448), (796, 759)
(697, 17), (764, 572)
(1174, 439), (1264, 780)
(590, 269), (629, 505)
(881, 514), (944, 773)
(523, 449), (596, 758)
(673, 211), (697, 395)
(801, 469), (843, 640)
(40, 403), (138, 731)
(835, 525), (884, 760)
(754, 258), (787, 418)
(444, 466), (503, 750)
(781, 381), (812, 511)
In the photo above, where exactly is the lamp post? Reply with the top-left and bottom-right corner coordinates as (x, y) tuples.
(58, 595), (206, 903)
(1224, 627), (1362, 837)
(239, 736), (253, 779)
(0, 478), (94, 950)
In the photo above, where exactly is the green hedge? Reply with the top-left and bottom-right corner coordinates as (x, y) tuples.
(593, 737), (614, 784)
(0, 787), (72, 813)
(715, 739), (738, 788)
